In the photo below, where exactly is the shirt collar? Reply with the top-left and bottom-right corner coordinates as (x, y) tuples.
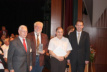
(18, 36), (26, 41)
(34, 32), (41, 36)
(76, 30), (82, 34)
(56, 36), (64, 40)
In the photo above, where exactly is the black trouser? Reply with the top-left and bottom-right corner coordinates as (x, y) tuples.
(0, 69), (4, 72)
(70, 58), (85, 72)
(50, 57), (66, 72)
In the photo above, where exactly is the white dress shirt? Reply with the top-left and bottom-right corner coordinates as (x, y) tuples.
(3, 31), (6, 36)
(0, 49), (4, 69)
(0, 62), (4, 69)
(34, 32), (42, 55)
(1, 44), (9, 58)
(48, 37), (72, 56)
(34, 32), (41, 45)
(18, 36), (28, 49)
(76, 31), (82, 38)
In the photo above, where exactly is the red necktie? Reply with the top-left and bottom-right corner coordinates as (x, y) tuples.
(23, 39), (27, 52)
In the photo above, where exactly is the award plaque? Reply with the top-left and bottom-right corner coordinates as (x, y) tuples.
(39, 44), (43, 52)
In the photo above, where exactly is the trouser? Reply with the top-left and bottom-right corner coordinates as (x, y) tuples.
(31, 55), (43, 72)
(0, 69), (4, 72)
(50, 57), (66, 72)
(71, 58), (85, 72)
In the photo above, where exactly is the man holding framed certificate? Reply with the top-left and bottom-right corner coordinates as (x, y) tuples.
(48, 27), (72, 72)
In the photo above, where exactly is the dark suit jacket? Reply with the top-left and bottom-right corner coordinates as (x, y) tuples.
(0, 39), (4, 45)
(27, 32), (48, 66)
(0, 47), (7, 68)
(68, 30), (90, 64)
(0, 30), (8, 38)
(8, 37), (32, 72)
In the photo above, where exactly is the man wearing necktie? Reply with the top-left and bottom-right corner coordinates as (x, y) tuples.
(68, 20), (90, 72)
(8, 25), (32, 72)
(27, 21), (48, 72)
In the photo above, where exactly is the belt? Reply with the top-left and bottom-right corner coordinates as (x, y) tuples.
(36, 55), (39, 57)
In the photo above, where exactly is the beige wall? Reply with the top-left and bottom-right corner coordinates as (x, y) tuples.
(93, 0), (107, 26)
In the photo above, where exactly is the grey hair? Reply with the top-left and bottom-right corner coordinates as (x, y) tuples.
(18, 25), (27, 31)
(34, 21), (43, 27)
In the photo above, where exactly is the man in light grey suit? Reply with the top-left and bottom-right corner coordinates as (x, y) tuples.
(8, 25), (32, 72)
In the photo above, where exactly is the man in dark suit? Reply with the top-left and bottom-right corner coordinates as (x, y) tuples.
(0, 35), (6, 45)
(27, 21), (48, 72)
(8, 25), (32, 72)
(0, 41), (6, 72)
(0, 26), (8, 38)
(68, 20), (90, 72)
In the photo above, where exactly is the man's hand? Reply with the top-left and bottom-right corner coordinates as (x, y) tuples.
(4, 58), (7, 63)
(29, 66), (32, 71)
(10, 69), (14, 72)
(56, 56), (64, 61)
(67, 59), (70, 63)
(85, 61), (89, 64)
(0, 53), (4, 55)
(38, 50), (45, 54)
(46, 53), (50, 56)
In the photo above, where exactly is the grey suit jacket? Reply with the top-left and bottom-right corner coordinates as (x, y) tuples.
(8, 37), (32, 72)
(68, 30), (90, 63)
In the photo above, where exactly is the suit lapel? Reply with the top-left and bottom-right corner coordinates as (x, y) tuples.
(74, 31), (78, 46)
(74, 31), (84, 46)
(79, 31), (84, 45)
(41, 33), (43, 44)
(17, 37), (26, 53)
(33, 33), (36, 45)
(32, 33), (43, 50)
(26, 38), (30, 53)
(32, 32), (36, 51)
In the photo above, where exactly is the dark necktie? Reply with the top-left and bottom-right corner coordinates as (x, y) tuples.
(23, 39), (27, 52)
(37, 34), (40, 52)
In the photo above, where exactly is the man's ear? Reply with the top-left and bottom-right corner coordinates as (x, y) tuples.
(83, 25), (84, 28)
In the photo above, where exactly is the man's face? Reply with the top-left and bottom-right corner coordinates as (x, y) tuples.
(0, 43), (2, 47)
(75, 22), (84, 32)
(5, 40), (9, 45)
(18, 27), (28, 38)
(2, 27), (6, 31)
(11, 33), (15, 38)
(56, 28), (63, 39)
(34, 23), (43, 34)
(1, 35), (6, 40)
